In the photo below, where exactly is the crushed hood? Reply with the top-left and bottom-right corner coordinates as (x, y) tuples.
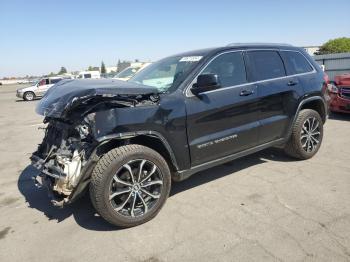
(36, 79), (159, 119)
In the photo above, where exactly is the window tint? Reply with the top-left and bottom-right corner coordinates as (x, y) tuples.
(246, 51), (286, 81)
(50, 78), (62, 84)
(201, 52), (247, 87)
(281, 51), (313, 75)
(45, 79), (50, 85)
(84, 74), (91, 78)
(38, 79), (46, 86)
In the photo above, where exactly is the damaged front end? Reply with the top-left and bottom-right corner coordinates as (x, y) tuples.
(31, 119), (96, 206)
(30, 79), (160, 206)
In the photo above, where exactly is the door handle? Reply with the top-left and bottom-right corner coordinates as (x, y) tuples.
(287, 80), (298, 86)
(240, 89), (254, 96)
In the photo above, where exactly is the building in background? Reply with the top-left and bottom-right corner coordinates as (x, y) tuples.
(303, 46), (320, 56)
(106, 66), (118, 73)
(313, 52), (350, 80)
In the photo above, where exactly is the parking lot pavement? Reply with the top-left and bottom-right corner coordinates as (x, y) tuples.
(0, 84), (350, 261)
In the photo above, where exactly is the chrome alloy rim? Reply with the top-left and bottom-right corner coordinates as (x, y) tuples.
(300, 117), (321, 153)
(26, 93), (34, 100)
(109, 159), (163, 218)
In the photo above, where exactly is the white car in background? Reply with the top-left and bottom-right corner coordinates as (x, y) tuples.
(113, 63), (151, 81)
(16, 76), (73, 101)
(77, 71), (101, 79)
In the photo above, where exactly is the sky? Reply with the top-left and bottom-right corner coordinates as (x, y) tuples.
(0, 0), (349, 78)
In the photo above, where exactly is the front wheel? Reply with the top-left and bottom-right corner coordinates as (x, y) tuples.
(284, 109), (324, 159)
(23, 91), (35, 101)
(89, 144), (171, 228)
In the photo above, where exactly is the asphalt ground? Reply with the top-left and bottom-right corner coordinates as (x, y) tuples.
(1, 84), (350, 261)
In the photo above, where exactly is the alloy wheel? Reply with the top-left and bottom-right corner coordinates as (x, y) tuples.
(300, 117), (321, 153)
(109, 159), (163, 218)
(25, 92), (34, 101)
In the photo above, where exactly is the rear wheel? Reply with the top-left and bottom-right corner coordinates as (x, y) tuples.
(284, 109), (323, 159)
(23, 91), (35, 101)
(89, 144), (171, 227)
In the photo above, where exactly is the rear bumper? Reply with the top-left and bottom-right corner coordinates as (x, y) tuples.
(329, 94), (350, 113)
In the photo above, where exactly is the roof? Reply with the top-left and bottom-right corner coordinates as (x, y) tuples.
(170, 43), (299, 58)
(227, 42), (292, 47)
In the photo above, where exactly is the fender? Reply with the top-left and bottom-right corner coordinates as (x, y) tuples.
(285, 95), (327, 140)
(68, 130), (179, 203)
(96, 130), (179, 171)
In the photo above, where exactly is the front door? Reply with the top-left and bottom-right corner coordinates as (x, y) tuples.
(185, 51), (260, 167)
(36, 78), (52, 96)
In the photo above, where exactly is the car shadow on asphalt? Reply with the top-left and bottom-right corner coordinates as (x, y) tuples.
(329, 112), (350, 121)
(17, 148), (296, 231)
(15, 99), (40, 102)
(170, 148), (293, 196)
(18, 165), (117, 231)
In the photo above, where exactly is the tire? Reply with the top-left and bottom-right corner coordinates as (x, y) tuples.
(284, 109), (323, 160)
(23, 91), (35, 101)
(89, 144), (171, 228)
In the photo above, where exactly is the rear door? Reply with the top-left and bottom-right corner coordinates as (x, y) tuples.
(245, 50), (303, 144)
(185, 51), (260, 166)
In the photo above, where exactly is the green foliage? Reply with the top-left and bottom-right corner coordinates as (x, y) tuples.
(58, 66), (67, 75)
(318, 37), (350, 55)
(101, 61), (106, 74)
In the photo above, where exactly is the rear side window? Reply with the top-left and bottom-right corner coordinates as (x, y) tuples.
(246, 51), (286, 81)
(201, 52), (247, 87)
(50, 78), (62, 84)
(280, 51), (313, 75)
(84, 74), (91, 78)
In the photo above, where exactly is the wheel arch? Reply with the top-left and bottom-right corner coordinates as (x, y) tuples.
(95, 131), (179, 172)
(283, 96), (327, 142)
(298, 96), (327, 123)
(68, 131), (179, 203)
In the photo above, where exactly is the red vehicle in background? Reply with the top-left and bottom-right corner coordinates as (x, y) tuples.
(328, 73), (350, 113)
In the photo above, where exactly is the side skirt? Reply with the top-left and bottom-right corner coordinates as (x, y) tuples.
(172, 138), (285, 182)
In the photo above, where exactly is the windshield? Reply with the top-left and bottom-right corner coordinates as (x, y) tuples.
(116, 67), (140, 78)
(129, 55), (203, 92)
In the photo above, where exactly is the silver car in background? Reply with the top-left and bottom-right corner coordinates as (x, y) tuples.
(16, 76), (73, 101)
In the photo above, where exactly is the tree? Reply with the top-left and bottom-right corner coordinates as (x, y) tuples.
(101, 61), (106, 74)
(58, 66), (67, 75)
(317, 37), (350, 55)
(117, 59), (121, 72)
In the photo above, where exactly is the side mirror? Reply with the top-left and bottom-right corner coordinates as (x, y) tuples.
(191, 74), (220, 95)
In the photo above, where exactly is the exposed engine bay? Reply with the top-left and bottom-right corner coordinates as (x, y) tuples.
(30, 79), (160, 206)
(31, 119), (94, 205)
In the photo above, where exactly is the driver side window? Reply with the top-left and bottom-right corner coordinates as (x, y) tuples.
(202, 52), (247, 88)
(38, 79), (46, 86)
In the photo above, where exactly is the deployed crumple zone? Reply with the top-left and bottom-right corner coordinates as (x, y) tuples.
(31, 79), (161, 206)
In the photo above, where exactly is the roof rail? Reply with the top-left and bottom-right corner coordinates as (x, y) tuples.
(226, 43), (292, 47)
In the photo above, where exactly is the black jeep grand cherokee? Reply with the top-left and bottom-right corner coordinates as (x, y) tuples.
(31, 43), (329, 227)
